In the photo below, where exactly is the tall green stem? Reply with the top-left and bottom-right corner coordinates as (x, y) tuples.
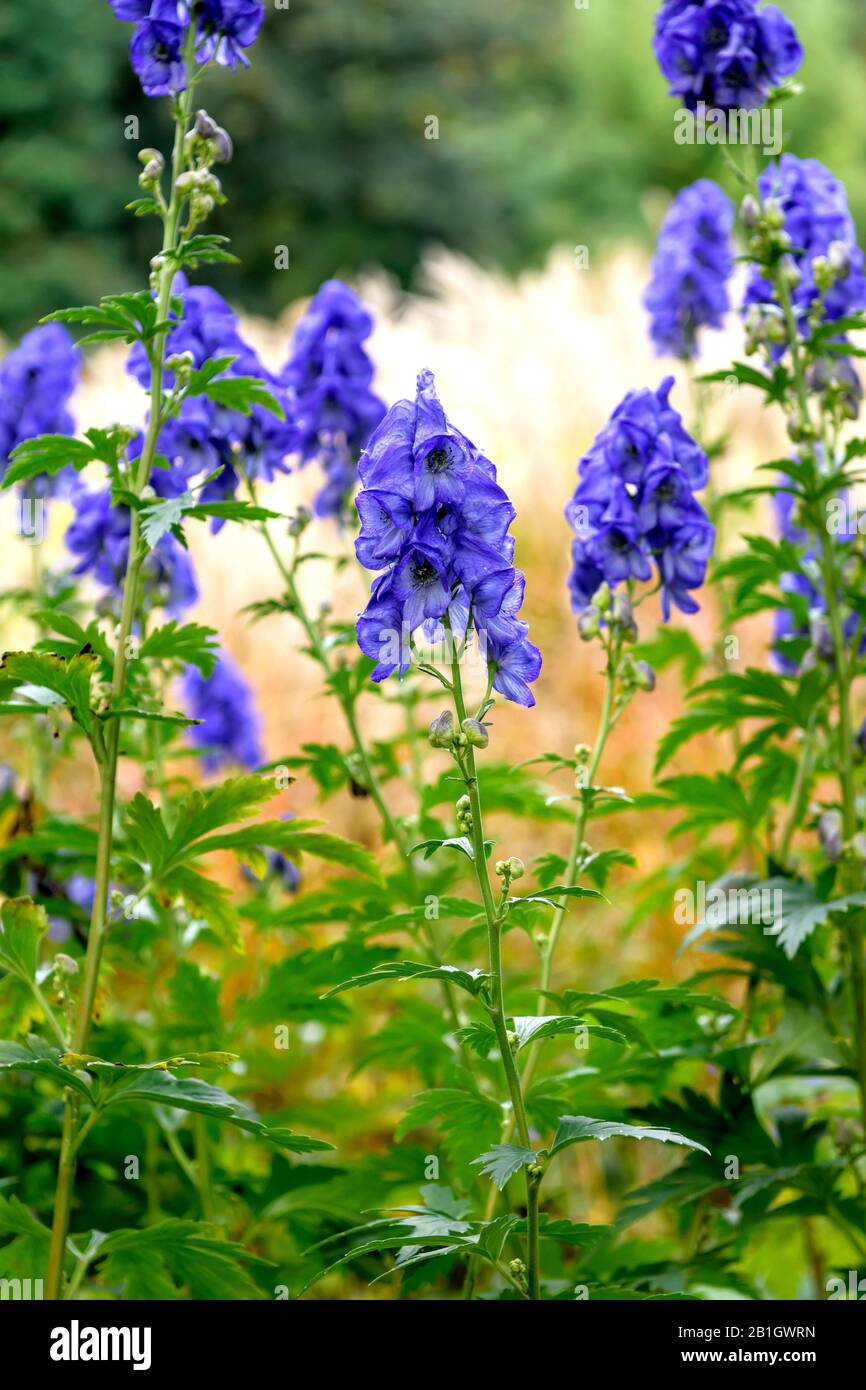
(520, 642), (618, 1104)
(449, 642), (540, 1298)
(45, 64), (195, 1301)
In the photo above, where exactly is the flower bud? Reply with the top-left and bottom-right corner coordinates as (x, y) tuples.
(506, 856), (525, 880)
(612, 591), (630, 621)
(811, 255), (833, 293)
(428, 710), (455, 748)
(194, 109), (219, 140)
(590, 581), (611, 614)
(828, 240), (852, 280)
(578, 605), (601, 641)
(764, 198), (785, 230)
(138, 147), (164, 169)
(139, 158), (164, 187)
(461, 717), (489, 749)
(779, 254), (801, 290)
(765, 316), (787, 345)
(175, 171), (198, 197)
(456, 794), (471, 815)
(165, 350), (194, 375)
(211, 125), (233, 164)
(739, 194), (760, 229)
(632, 660), (656, 692)
(288, 506), (312, 537)
(54, 954), (79, 976)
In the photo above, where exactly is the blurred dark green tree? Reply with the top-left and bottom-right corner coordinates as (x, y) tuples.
(1, 0), (865, 339)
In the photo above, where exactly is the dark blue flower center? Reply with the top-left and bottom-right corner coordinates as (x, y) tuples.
(426, 446), (453, 473)
(411, 558), (437, 586)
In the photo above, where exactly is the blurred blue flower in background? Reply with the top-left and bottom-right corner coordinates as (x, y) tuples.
(644, 179), (734, 359)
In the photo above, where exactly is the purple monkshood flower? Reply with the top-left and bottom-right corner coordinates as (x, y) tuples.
(65, 484), (198, 614)
(108, 0), (265, 95)
(743, 156), (866, 357)
(644, 179), (735, 359)
(196, 1), (265, 69)
(653, 0), (802, 114)
(0, 325), (80, 494)
(127, 277), (294, 518)
(353, 370), (541, 707)
(566, 378), (713, 621)
(281, 280), (386, 520)
(129, 4), (189, 97)
(181, 654), (263, 770)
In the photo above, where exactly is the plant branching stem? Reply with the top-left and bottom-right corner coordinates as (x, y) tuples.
(45, 53), (195, 1300)
(448, 642), (540, 1298)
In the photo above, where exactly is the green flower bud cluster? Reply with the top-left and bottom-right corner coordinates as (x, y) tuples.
(495, 855), (524, 883)
(579, 582), (638, 644)
(456, 793), (472, 832)
(185, 110), (233, 169)
(175, 167), (225, 229)
(165, 350), (195, 383)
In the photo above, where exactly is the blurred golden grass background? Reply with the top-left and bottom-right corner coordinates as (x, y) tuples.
(2, 241), (789, 989)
